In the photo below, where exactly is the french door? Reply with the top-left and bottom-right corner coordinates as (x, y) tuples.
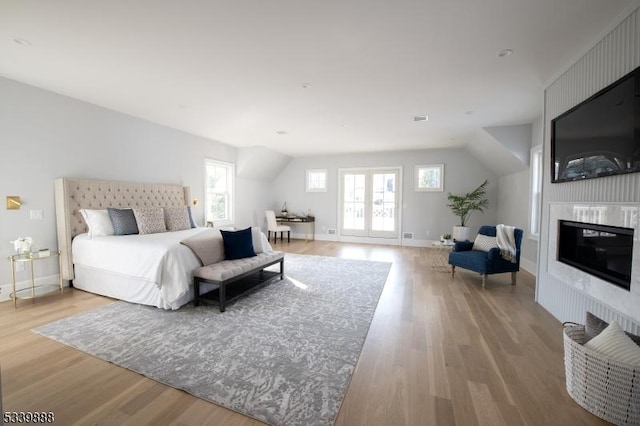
(339, 167), (401, 239)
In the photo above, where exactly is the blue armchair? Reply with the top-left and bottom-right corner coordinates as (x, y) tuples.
(448, 225), (523, 288)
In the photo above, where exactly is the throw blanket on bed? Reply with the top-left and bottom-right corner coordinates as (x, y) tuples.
(496, 224), (517, 263)
(180, 229), (226, 266)
(181, 227), (271, 266)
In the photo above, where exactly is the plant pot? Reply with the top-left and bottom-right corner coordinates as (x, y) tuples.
(452, 226), (470, 242)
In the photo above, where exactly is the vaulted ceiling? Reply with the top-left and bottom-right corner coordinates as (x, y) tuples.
(1, 0), (637, 157)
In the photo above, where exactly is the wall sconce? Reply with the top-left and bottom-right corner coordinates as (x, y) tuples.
(6, 196), (21, 210)
(192, 198), (199, 207)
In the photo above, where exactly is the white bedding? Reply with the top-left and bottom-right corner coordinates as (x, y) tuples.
(72, 227), (273, 309)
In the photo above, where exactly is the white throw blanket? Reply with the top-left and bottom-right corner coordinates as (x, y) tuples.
(496, 224), (517, 263)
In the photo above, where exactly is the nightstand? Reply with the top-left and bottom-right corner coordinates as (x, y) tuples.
(9, 251), (63, 308)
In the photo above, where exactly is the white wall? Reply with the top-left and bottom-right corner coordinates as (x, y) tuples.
(537, 7), (640, 329)
(0, 77), (272, 288)
(496, 116), (542, 275)
(271, 148), (498, 244)
(497, 170), (535, 274)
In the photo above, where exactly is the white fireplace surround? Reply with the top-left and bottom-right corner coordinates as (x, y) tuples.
(548, 202), (640, 322)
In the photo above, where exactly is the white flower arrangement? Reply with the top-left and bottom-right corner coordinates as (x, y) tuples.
(11, 237), (33, 254)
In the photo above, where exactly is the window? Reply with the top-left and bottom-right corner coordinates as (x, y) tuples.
(306, 169), (327, 192)
(414, 164), (444, 191)
(205, 159), (234, 225)
(530, 146), (542, 239)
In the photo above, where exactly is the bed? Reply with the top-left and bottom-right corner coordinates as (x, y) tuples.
(54, 178), (268, 310)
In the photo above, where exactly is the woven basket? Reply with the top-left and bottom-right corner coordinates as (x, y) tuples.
(563, 324), (640, 425)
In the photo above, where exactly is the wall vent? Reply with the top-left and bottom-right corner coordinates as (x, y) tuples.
(327, 229), (336, 235)
(403, 232), (414, 239)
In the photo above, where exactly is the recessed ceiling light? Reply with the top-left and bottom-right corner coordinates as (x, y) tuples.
(413, 115), (429, 122)
(498, 49), (513, 58)
(13, 37), (31, 46)
(276, 130), (288, 135)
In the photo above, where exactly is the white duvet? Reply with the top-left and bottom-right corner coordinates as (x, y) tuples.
(73, 228), (208, 306)
(72, 227), (273, 308)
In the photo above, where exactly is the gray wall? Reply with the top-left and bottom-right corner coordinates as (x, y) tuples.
(496, 116), (542, 274)
(271, 148), (498, 243)
(538, 7), (640, 327)
(497, 170), (535, 273)
(0, 77), (272, 288)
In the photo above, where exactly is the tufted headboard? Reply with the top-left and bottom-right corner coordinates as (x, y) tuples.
(54, 178), (191, 281)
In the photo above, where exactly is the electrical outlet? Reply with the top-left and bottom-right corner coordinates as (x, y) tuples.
(30, 209), (44, 220)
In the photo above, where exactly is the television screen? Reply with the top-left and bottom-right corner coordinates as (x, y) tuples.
(551, 65), (640, 183)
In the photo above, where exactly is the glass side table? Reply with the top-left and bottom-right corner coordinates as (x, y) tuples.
(8, 250), (63, 309)
(429, 241), (455, 272)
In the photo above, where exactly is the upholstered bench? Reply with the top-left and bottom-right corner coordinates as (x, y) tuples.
(192, 251), (284, 312)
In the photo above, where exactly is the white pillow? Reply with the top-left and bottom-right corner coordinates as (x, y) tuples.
(472, 234), (498, 252)
(79, 209), (115, 238)
(584, 321), (640, 366)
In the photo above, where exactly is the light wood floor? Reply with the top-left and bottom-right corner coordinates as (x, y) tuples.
(0, 240), (607, 425)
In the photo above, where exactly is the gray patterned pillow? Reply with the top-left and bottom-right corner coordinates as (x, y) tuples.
(107, 208), (139, 235)
(472, 234), (498, 252)
(133, 207), (167, 234)
(164, 207), (191, 231)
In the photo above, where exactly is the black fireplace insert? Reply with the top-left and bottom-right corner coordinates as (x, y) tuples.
(558, 220), (633, 291)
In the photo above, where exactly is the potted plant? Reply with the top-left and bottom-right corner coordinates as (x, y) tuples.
(446, 179), (488, 241)
(440, 233), (452, 243)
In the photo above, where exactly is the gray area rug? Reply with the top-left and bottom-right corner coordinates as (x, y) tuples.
(34, 253), (391, 426)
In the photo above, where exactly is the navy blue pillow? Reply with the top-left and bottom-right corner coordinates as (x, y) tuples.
(220, 227), (256, 260)
(187, 206), (196, 228)
(107, 208), (139, 235)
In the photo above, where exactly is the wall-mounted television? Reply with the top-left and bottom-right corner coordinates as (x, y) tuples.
(551, 65), (640, 183)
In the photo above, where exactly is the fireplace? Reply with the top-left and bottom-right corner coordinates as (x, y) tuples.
(557, 220), (634, 291)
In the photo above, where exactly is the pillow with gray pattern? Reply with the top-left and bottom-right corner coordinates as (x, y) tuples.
(133, 207), (167, 235)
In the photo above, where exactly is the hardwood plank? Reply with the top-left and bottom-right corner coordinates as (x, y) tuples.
(0, 239), (610, 425)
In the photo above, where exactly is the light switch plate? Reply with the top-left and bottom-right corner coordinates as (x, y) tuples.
(29, 209), (43, 220)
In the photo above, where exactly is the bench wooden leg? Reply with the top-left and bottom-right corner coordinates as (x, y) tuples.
(280, 259), (284, 279)
(219, 283), (226, 312)
(482, 274), (487, 289)
(451, 265), (455, 278)
(193, 278), (200, 307)
(287, 231), (290, 242)
(511, 271), (517, 285)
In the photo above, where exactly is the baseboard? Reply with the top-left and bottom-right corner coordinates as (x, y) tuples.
(337, 236), (402, 246)
(0, 274), (64, 303)
(288, 232), (338, 242)
(520, 258), (536, 276)
(400, 239), (436, 248)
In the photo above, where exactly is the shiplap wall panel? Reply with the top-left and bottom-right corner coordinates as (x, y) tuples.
(539, 7), (640, 329)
